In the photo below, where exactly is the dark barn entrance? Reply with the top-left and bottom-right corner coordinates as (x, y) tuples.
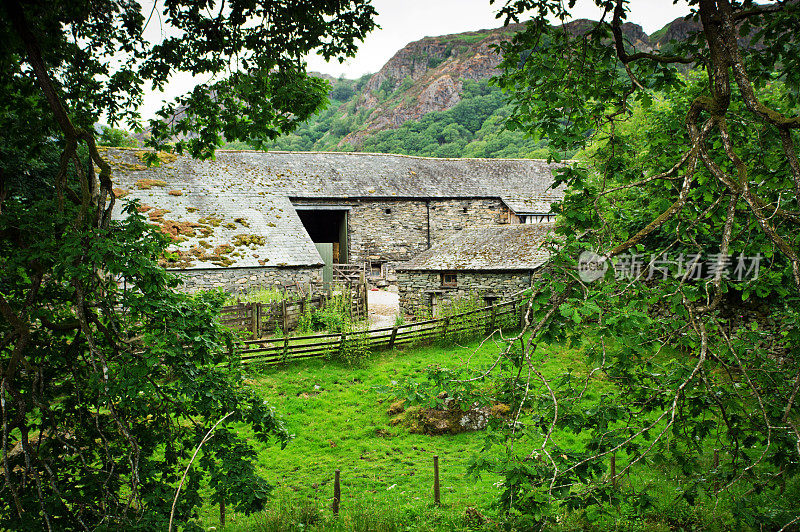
(294, 206), (349, 287)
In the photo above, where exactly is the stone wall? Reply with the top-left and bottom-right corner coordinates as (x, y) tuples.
(292, 197), (510, 279)
(169, 265), (323, 295)
(428, 198), (508, 244)
(348, 200), (430, 265)
(396, 269), (532, 316)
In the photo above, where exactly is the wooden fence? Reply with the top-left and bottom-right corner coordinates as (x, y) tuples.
(235, 298), (525, 365)
(220, 281), (368, 337)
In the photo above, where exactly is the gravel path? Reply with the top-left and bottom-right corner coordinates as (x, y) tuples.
(367, 289), (399, 330)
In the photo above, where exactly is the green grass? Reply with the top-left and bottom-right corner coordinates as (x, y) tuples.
(197, 336), (569, 529)
(194, 332), (798, 531)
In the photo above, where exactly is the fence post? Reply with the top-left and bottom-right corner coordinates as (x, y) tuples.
(219, 499), (225, 527)
(333, 469), (341, 517)
(281, 299), (288, 333)
(348, 285), (353, 318)
(433, 455), (440, 505)
(361, 273), (368, 318)
(250, 303), (258, 338)
(511, 300), (517, 328)
(339, 331), (347, 356)
(282, 335), (289, 365)
(488, 304), (497, 334)
(388, 326), (398, 350)
(441, 316), (450, 341)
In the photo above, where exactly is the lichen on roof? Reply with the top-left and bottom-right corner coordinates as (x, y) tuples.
(107, 148), (563, 270)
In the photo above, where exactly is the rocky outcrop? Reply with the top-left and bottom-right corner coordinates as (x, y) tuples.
(387, 393), (508, 435)
(652, 17), (702, 49)
(337, 20), (663, 147)
(339, 25), (524, 146)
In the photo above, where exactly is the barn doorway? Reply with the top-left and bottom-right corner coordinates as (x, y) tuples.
(294, 205), (349, 287)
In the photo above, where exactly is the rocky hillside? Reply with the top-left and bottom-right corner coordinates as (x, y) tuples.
(252, 14), (716, 157)
(290, 15), (707, 151)
(337, 24), (524, 146)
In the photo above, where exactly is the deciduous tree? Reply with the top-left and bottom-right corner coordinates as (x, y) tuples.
(0, 0), (375, 528)
(410, 0), (800, 527)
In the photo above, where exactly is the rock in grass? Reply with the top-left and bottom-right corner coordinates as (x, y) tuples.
(386, 399), (406, 416)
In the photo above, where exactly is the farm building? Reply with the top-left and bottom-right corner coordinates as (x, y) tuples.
(105, 148), (562, 295)
(396, 223), (555, 316)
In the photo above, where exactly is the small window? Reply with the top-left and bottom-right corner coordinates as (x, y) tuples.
(462, 206), (468, 213)
(441, 272), (457, 287)
(370, 262), (384, 277)
(384, 208), (392, 214)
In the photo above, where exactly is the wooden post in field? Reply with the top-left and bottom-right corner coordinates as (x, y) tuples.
(281, 299), (288, 333)
(433, 455), (441, 505)
(441, 317), (450, 340)
(282, 335), (289, 365)
(333, 469), (341, 517)
(488, 303), (497, 334)
(388, 325), (398, 350)
(219, 499), (225, 527)
(339, 331), (347, 356)
(611, 454), (617, 488)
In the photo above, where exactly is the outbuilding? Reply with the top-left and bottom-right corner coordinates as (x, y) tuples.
(106, 148), (562, 295)
(396, 223), (554, 316)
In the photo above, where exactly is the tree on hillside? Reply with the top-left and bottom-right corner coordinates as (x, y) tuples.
(403, 0), (799, 527)
(0, 0), (375, 528)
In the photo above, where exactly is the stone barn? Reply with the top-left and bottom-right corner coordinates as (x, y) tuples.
(106, 149), (562, 295)
(396, 223), (554, 316)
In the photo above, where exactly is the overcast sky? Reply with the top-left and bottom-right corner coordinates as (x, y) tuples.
(138, 0), (693, 120)
(305, 0), (692, 78)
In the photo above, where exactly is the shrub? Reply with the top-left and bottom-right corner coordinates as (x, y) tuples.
(300, 287), (355, 334)
(438, 293), (485, 345)
(224, 286), (287, 306)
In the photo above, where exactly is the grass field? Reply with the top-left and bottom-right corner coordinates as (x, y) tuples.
(193, 334), (566, 530)
(192, 332), (799, 531)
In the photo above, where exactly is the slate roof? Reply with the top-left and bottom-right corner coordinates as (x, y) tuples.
(396, 223), (555, 271)
(502, 196), (559, 214)
(105, 149), (563, 269)
(106, 149), (562, 200)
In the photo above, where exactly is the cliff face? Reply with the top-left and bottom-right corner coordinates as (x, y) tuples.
(651, 17), (702, 49)
(339, 25), (525, 146)
(337, 20), (660, 147)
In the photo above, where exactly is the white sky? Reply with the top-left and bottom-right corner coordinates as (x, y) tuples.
(305, 0), (691, 79)
(138, 0), (692, 121)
